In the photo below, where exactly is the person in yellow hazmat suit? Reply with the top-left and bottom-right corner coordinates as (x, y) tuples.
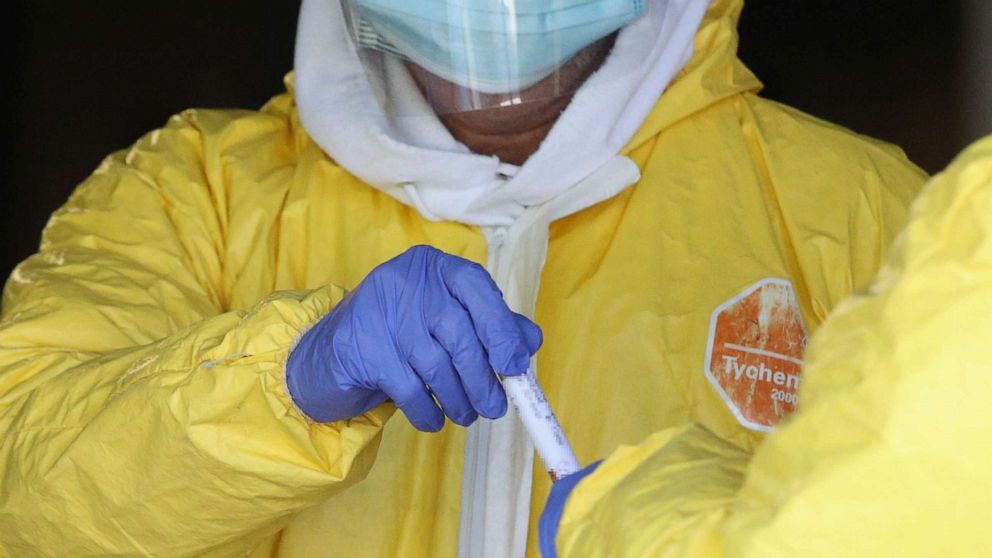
(539, 136), (992, 557)
(0, 0), (927, 556)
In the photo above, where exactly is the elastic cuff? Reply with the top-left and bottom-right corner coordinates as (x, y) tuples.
(538, 461), (602, 558)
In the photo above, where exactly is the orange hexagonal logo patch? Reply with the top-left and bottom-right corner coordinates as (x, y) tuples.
(705, 278), (808, 431)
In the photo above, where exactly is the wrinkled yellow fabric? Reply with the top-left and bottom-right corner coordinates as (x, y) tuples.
(557, 136), (992, 557)
(0, 0), (926, 556)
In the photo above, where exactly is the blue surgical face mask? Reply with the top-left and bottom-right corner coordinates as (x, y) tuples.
(347, 0), (647, 95)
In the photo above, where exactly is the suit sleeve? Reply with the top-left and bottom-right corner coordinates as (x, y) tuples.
(0, 113), (394, 557)
(556, 137), (992, 558)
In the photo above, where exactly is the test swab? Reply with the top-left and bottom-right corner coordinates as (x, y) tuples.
(502, 368), (581, 481)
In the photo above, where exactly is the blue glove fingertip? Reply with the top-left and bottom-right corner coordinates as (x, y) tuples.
(451, 409), (480, 427)
(489, 394), (509, 419)
(514, 313), (544, 354)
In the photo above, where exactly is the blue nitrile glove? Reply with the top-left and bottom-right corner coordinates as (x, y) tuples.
(539, 461), (603, 558)
(286, 245), (543, 432)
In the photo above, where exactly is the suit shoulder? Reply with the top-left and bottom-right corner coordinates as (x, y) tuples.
(740, 94), (928, 203)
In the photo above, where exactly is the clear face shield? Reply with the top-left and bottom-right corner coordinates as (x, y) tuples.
(341, 0), (649, 115)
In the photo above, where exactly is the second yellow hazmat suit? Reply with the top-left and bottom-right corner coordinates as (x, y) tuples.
(0, 0), (925, 556)
(552, 135), (992, 558)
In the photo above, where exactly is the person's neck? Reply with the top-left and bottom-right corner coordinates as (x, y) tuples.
(437, 96), (572, 166)
(407, 36), (615, 166)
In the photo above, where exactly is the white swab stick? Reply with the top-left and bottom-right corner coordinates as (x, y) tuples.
(502, 368), (581, 482)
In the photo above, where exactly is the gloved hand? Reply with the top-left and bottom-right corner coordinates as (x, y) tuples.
(538, 461), (602, 558)
(286, 245), (543, 432)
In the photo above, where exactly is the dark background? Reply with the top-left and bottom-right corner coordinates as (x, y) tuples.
(1, 1), (985, 280)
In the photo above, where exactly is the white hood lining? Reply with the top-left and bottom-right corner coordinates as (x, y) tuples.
(295, 0), (709, 227)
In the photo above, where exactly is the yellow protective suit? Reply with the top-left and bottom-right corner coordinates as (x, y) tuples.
(0, 1), (926, 556)
(554, 136), (992, 557)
